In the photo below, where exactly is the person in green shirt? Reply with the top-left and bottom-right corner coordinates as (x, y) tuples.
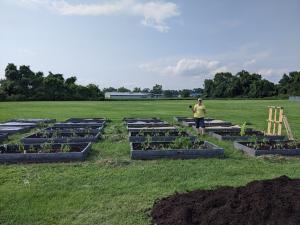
(190, 98), (206, 135)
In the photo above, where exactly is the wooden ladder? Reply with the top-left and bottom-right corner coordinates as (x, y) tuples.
(266, 106), (294, 140)
(283, 115), (294, 140)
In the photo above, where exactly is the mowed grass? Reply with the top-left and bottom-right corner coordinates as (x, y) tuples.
(0, 100), (299, 225)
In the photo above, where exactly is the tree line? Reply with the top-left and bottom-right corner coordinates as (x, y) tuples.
(203, 70), (300, 98)
(0, 63), (299, 101)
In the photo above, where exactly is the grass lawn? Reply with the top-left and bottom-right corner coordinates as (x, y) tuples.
(0, 100), (299, 225)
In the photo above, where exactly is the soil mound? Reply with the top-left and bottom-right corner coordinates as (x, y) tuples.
(151, 176), (300, 225)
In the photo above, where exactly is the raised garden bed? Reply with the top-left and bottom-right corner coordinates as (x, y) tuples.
(9, 118), (56, 124)
(45, 127), (103, 132)
(53, 122), (104, 128)
(0, 126), (31, 135)
(22, 131), (101, 144)
(174, 116), (214, 122)
(129, 130), (193, 142)
(233, 140), (300, 157)
(0, 122), (37, 128)
(0, 133), (8, 142)
(127, 123), (171, 129)
(123, 118), (162, 123)
(193, 125), (241, 133)
(130, 140), (224, 160)
(209, 130), (286, 141)
(183, 120), (232, 127)
(127, 127), (178, 132)
(65, 118), (106, 123)
(0, 142), (92, 163)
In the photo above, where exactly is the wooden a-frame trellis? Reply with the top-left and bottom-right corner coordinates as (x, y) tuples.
(266, 106), (294, 140)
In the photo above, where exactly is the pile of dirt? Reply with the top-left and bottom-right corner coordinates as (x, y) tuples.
(151, 176), (300, 225)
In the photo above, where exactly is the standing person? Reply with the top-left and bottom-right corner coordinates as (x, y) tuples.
(190, 98), (206, 135)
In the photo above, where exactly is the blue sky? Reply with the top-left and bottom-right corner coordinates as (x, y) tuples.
(0, 0), (299, 89)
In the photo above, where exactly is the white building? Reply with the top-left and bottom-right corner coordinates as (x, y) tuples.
(105, 92), (151, 99)
(289, 96), (300, 102)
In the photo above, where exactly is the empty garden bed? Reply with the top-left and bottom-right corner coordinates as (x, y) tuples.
(53, 122), (104, 129)
(0, 126), (31, 135)
(66, 118), (106, 123)
(9, 118), (56, 124)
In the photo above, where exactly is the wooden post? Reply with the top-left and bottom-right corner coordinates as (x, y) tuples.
(267, 107), (273, 135)
(278, 108), (283, 135)
(273, 107), (277, 135)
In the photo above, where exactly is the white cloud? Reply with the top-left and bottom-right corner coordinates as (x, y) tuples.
(15, 0), (180, 32)
(140, 58), (225, 77)
(132, 2), (180, 32)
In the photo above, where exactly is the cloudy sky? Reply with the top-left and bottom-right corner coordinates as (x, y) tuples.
(0, 0), (299, 89)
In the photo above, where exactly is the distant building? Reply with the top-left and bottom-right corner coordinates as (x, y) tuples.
(105, 92), (151, 99)
(289, 96), (300, 102)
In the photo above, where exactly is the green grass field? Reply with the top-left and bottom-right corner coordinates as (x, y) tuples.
(0, 100), (299, 225)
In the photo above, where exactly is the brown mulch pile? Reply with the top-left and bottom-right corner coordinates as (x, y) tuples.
(151, 176), (300, 225)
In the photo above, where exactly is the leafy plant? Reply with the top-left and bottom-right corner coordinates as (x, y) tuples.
(240, 122), (247, 136)
(60, 144), (71, 152)
(170, 137), (192, 149)
(141, 135), (151, 150)
(19, 144), (25, 153)
(29, 145), (35, 153)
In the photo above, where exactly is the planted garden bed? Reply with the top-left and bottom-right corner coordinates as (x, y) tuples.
(233, 140), (300, 157)
(209, 130), (286, 141)
(0, 142), (92, 163)
(130, 139), (224, 160)
(22, 130), (101, 144)
(129, 130), (193, 142)
(127, 126), (178, 132)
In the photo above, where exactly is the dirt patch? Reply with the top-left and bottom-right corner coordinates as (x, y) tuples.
(151, 176), (300, 225)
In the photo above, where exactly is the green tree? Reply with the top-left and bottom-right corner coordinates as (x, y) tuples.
(151, 84), (163, 95)
(117, 87), (130, 92)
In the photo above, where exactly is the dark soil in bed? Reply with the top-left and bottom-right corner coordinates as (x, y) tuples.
(151, 176), (300, 225)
